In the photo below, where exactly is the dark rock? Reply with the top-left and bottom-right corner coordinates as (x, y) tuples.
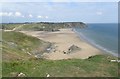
(67, 45), (81, 54)
(63, 51), (67, 54)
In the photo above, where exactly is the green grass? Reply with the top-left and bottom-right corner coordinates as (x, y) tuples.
(0, 62), (2, 78)
(1, 24), (23, 30)
(2, 55), (118, 77)
(1, 23), (69, 31)
(2, 31), (50, 62)
(14, 23), (65, 31)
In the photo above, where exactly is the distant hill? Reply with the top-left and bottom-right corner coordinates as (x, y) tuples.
(1, 22), (87, 31)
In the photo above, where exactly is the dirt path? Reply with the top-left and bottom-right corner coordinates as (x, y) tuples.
(13, 24), (26, 31)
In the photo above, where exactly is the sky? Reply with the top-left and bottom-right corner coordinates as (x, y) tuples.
(0, 0), (119, 23)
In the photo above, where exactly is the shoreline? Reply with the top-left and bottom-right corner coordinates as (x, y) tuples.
(73, 28), (118, 57)
(20, 28), (104, 60)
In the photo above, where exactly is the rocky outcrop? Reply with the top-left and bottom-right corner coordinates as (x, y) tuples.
(64, 22), (87, 28)
(67, 45), (81, 54)
(63, 45), (81, 54)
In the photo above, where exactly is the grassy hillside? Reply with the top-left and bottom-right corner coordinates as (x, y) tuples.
(3, 55), (118, 77)
(1, 22), (87, 31)
(1, 24), (23, 30)
(2, 31), (50, 62)
(1, 23), (68, 31)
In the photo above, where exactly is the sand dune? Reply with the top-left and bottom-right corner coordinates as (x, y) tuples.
(21, 28), (102, 60)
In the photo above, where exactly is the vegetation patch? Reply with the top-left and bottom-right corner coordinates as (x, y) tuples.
(2, 31), (50, 62)
(2, 55), (118, 77)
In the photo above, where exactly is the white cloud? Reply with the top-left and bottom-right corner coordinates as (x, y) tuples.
(0, 12), (48, 19)
(37, 15), (48, 19)
(14, 12), (25, 18)
(0, 12), (7, 16)
(37, 15), (42, 18)
(0, 12), (13, 16)
(0, 12), (25, 18)
(45, 16), (48, 19)
(15, 12), (22, 17)
(29, 14), (33, 18)
(8, 12), (13, 16)
(96, 11), (103, 15)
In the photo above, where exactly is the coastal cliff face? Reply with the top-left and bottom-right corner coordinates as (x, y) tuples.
(64, 22), (87, 28)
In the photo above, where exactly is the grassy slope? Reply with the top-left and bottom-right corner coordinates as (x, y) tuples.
(0, 30), (1, 78)
(2, 31), (50, 62)
(2, 55), (118, 77)
(15, 23), (68, 31)
(2, 23), (69, 31)
(1, 24), (23, 30)
(0, 62), (1, 78)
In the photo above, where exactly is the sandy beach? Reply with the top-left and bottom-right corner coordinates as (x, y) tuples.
(21, 28), (102, 60)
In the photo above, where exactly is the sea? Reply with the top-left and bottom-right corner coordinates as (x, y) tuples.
(74, 23), (118, 57)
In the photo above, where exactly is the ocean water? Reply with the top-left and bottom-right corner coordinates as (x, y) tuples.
(74, 23), (118, 57)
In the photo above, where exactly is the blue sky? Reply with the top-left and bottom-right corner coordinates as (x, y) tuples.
(0, 1), (118, 23)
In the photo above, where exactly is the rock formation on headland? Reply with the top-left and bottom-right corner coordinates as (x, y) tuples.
(64, 22), (87, 28)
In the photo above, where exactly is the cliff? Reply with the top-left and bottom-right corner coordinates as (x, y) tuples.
(64, 22), (87, 28)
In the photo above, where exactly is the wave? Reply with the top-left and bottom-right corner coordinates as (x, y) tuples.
(73, 28), (118, 57)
